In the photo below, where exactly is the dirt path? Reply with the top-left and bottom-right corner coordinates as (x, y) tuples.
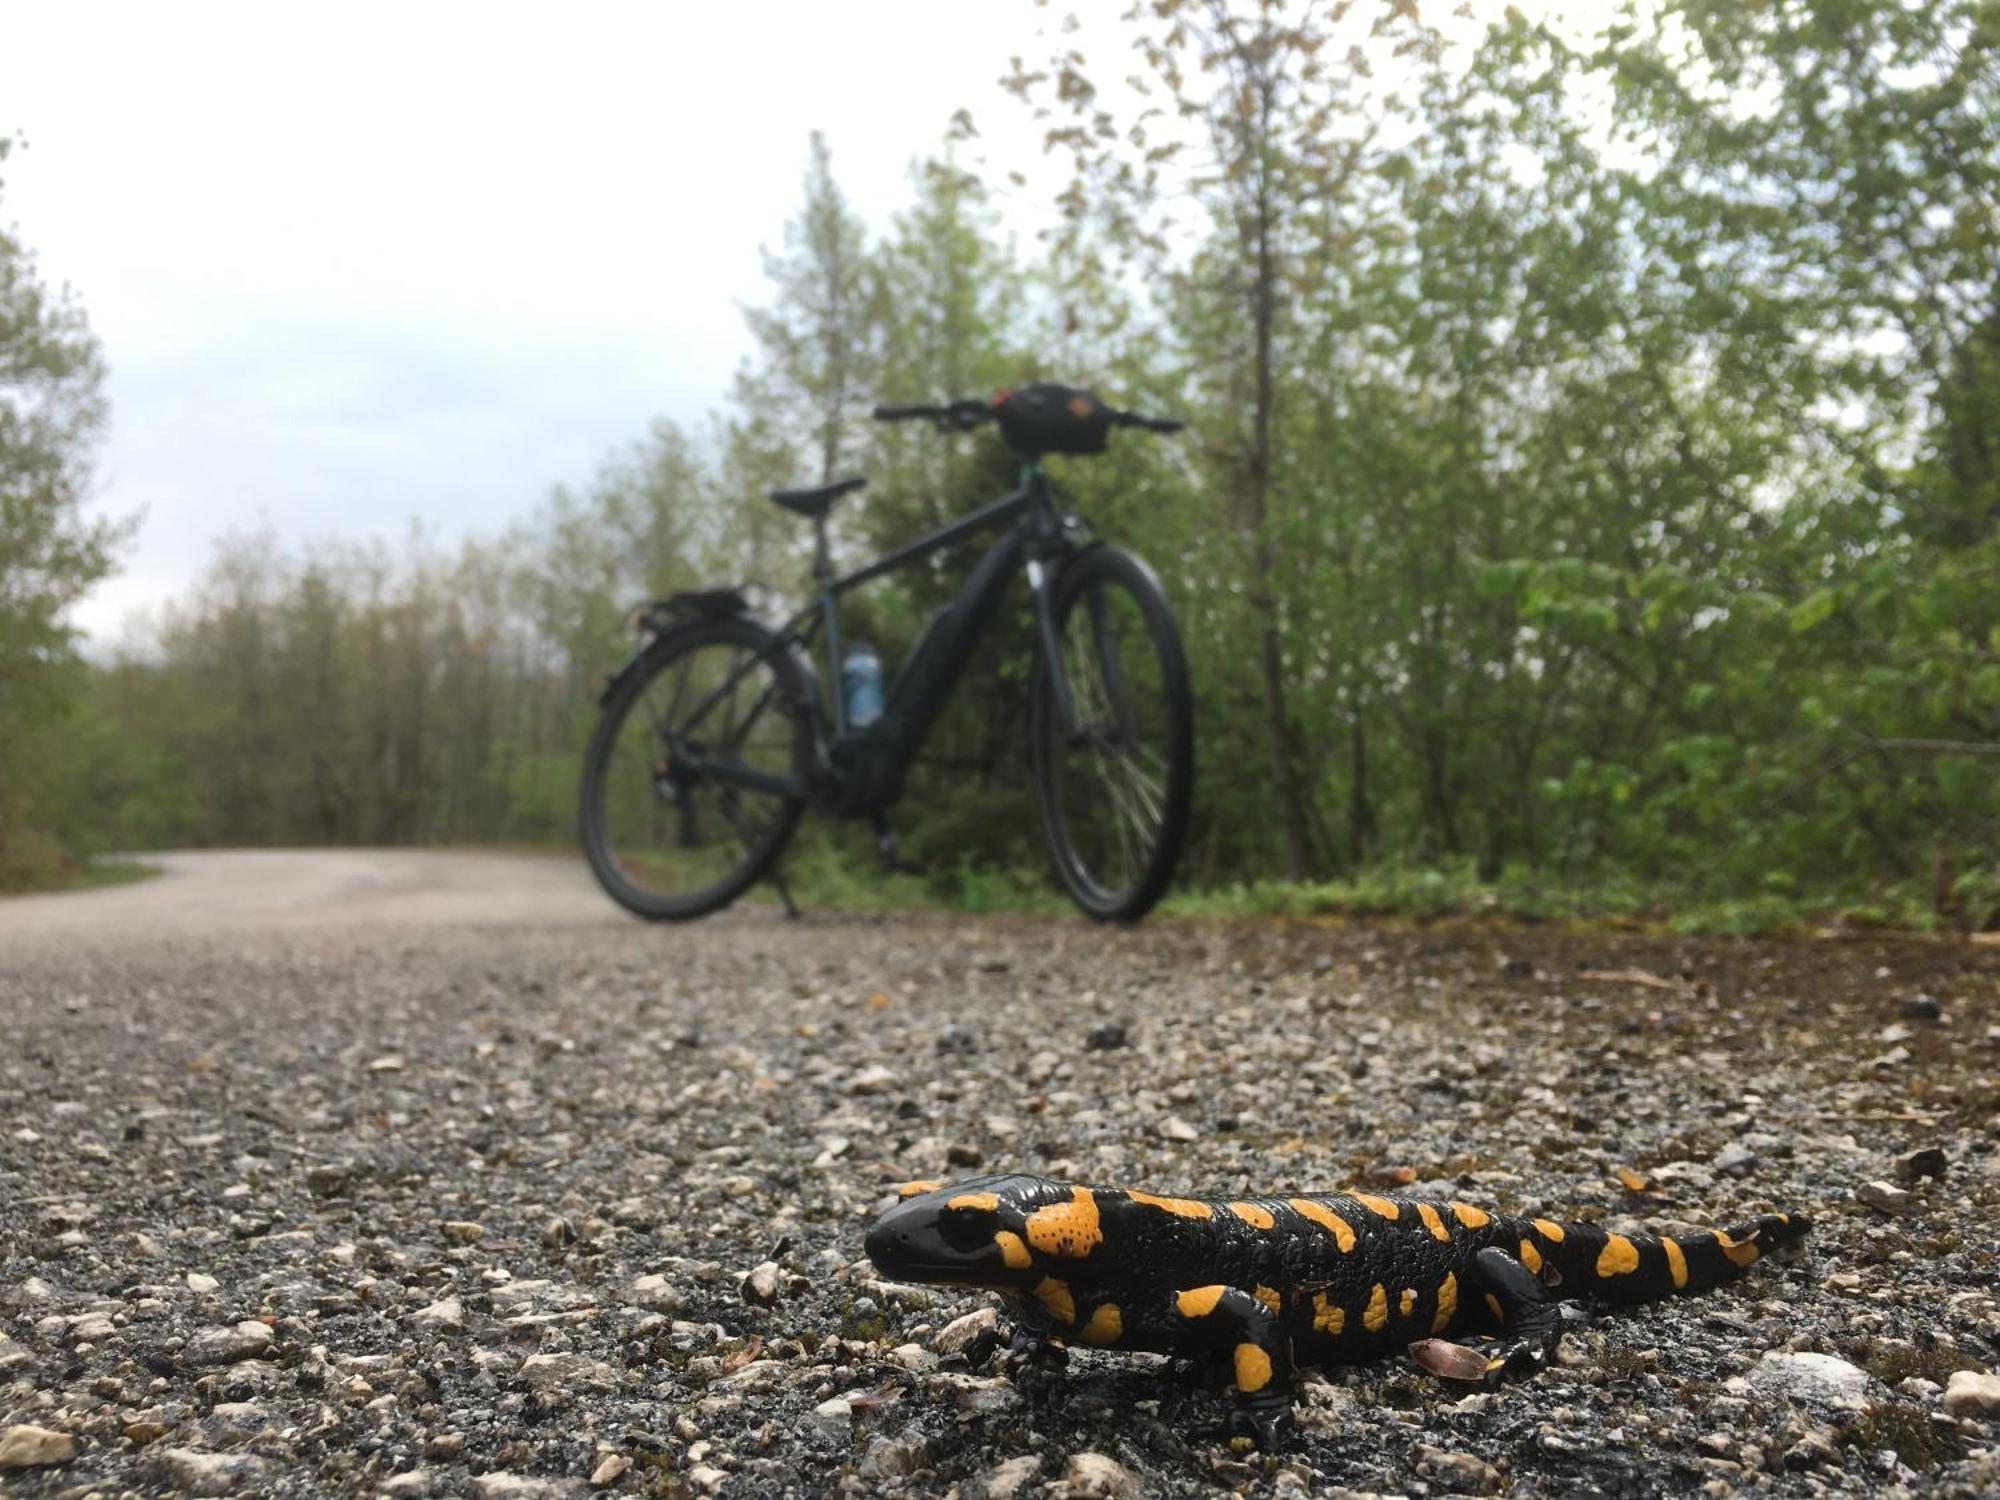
(2, 854), (1997, 1496)
(0, 849), (623, 946)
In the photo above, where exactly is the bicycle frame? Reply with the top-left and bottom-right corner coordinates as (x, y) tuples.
(670, 465), (1089, 818)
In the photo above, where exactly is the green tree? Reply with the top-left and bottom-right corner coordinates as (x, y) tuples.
(1010, 0), (1435, 879)
(0, 136), (130, 885)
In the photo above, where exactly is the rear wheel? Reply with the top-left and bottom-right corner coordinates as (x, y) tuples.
(1030, 547), (1193, 921)
(580, 618), (810, 920)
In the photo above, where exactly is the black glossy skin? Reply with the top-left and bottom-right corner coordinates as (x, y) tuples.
(866, 1173), (1810, 1445)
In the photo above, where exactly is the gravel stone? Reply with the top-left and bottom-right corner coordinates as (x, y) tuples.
(470, 1477), (585, 1499)
(1747, 1351), (1878, 1413)
(5, 870), (1998, 1497)
(1053, 1451), (1142, 1498)
(183, 1320), (275, 1365)
(413, 1296), (465, 1329)
(1414, 1444), (1501, 1494)
(589, 1453), (630, 1486)
(971, 1455), (1042, 1500)
(1895, 1145), (1950, 1182)
(741, 1260), (782, 1306)
(849, 1064), (897, 1094)
(0, 1425), (77, 1469)
(1859, 1179), (1917, 1215)
(1944, 1369), (2000, 1419)
(935, 1306), (999, 1356)
(146, 1448), (270, 1495)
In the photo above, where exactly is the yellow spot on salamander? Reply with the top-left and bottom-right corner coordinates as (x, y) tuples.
(947, 1192), (999, 1212)
(1025, 1187), (1103, 1259)
(1290, 1199), (1357, 1251)
(1254, 1285), (1282, 1316)
(1484, 1293), (1503, 1322)
(1080, 1303), (1122, 1344)
(1034, 1277), (1075, 1325)
(1533, 1219), (1566, 1243)
(1432, 1272), (1458, 1334)
(1233, 1343), (1273, 1394)
(1714, 1230), (1760, 1268)
(1518, 1239), (1543, 1274)
(1228, 1201), (1276, 1230)
(1312, 1293), (1345, 1336)
(1596, 1233), (1641, 1277)
(1451, 1202), (1491, 1229)
(1353, 1193), (1401, 1221)
(1364, 1284), (1388, 1333)
(1127, 1191), (1213, 1219)
(897, 1181), (940, 1197)
(1177, 1285), (1225, 1320)
(1415, 1202), (1451, 1242)
(1662, 1236), (1689, 1289)
(1399, 1287), (1417, 1318)
(994, 1231), (1032, 1270)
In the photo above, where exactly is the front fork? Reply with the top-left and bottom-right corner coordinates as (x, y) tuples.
(1029, 555), (1082, 738)
(1032, 541), (1136, 749)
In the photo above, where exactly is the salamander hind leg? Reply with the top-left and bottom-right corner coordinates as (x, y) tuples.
(1469, 1247), (1564, 1389)
(1159, 1284), (1297, 1450)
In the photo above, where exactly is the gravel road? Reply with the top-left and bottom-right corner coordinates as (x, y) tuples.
(3, 850), (1998, 1498)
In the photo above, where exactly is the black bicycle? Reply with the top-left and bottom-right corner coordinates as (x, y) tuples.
(579, 383), (1194, 922)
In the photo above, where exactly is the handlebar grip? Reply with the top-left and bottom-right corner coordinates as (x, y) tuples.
(873, 403), (936, 421)
(1109, 409), (1186, 434)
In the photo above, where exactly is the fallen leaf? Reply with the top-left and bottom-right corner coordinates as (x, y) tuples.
(1578, 968), (1679, 991)
(1409, 1339), (1491, 1381)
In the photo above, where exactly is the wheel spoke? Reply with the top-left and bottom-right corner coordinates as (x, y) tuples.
(584, 628), (803, 919)
(1032, 553), (1189, 921)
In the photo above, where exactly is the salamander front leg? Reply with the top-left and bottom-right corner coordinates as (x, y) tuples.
(1160, 1284), (1296, 1450)
(1469, 1246), (1563, 1387)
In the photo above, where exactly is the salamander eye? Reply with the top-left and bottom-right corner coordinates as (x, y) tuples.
(940, 1202), (998, 1245)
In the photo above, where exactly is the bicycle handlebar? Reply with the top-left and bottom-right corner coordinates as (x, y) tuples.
(1110, 409), (1185, 434)
(871, 399), (994, 430)
(872, 397), (1184, 435)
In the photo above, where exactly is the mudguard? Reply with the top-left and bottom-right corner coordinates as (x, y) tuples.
(596, 590), (821, 720)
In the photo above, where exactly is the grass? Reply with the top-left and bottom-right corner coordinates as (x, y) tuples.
(102, 832), (1977, 940)
(0, 851), (160, 898)
(62, 858), (161, 892)
(765, 847), (1996, 939)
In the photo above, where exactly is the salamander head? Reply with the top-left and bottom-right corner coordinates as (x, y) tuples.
(865, 1174), (1081, 1288)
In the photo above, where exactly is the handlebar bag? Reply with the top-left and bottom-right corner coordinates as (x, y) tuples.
(995, 384), (1110, 455)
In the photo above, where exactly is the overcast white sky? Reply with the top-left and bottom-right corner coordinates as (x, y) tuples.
(5, 1), (1583, 642)
(4, 0), (1074, 639)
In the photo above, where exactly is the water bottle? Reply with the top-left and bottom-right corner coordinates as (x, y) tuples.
(842, 641), (884, 730)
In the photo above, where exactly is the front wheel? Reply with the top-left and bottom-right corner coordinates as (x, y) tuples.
(580, 617), (810, 920)
(1030, 546), (1194, 921)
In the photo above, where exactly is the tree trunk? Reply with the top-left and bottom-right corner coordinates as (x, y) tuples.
(1245, 89), (1312, 882)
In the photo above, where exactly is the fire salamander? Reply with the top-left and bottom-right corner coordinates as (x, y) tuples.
(865, 1174), (1810, 1447)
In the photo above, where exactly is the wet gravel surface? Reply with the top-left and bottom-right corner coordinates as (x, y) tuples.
(3, 906), (1998, 1497)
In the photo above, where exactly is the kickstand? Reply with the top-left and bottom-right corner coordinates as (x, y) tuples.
(872, 815), (923, 876)
(770, 865), (801, 920)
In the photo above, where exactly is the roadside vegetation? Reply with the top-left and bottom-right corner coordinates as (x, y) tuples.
(5, 2), (1996, 934)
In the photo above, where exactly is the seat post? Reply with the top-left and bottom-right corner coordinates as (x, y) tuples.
(813, 516), (832, 582)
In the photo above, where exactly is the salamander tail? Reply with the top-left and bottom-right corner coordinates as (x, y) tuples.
(1527, 1211), (1810, 1305)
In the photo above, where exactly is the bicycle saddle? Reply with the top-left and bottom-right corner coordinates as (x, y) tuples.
(768, 476), (866, 517)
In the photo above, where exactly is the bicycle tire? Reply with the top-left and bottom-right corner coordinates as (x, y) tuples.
(1030, 546), (1194, 920)
(579, 617), (810, 920)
